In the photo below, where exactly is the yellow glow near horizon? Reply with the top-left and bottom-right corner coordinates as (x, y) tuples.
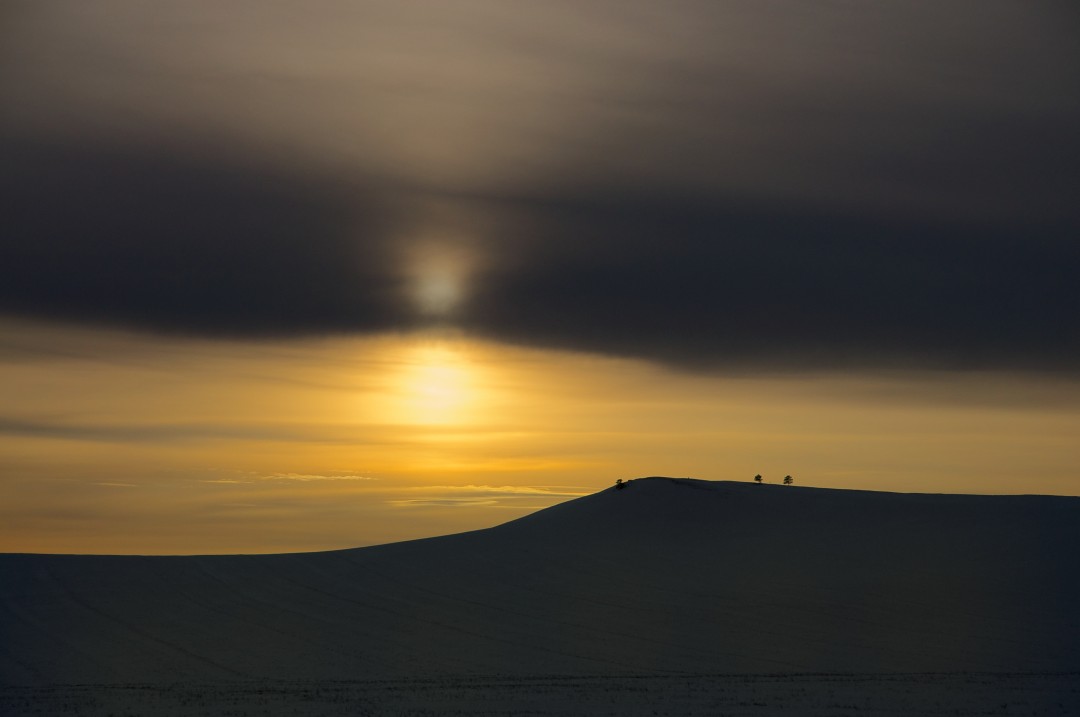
(2, 318), (1080, 555)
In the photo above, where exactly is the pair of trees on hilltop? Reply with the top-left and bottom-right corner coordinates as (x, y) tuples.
(754, 474), (793, 485)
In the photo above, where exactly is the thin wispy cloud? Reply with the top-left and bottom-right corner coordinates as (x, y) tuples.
(256, 473), (377, 483)
(389, 484), (589, 508)
(0, 417), (328, 444)
(391, 499), (501, 508)
(202, 472), (378, 485)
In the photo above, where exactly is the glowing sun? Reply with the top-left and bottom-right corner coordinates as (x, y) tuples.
(398, 344), (472, 425)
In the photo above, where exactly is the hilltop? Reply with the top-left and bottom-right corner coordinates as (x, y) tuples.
(2, 478), (1079, 685)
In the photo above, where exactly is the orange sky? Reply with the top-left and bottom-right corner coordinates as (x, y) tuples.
(3, 4), (1079, 554)
(3, 317), (1078, 555)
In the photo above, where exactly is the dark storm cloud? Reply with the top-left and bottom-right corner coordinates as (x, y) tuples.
(464, 194), (1080, 372)
(0, 136), (406, 335)
(2, 1), (1079, 372)
(3, 134), (1077, 373)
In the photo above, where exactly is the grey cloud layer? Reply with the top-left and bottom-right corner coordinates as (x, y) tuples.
(2, 1), (1078, 371)
(2, 138), (405, 335)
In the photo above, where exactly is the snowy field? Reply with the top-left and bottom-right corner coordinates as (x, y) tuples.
(4, 479), (1079, 715)
(3, 672), (1078, 716)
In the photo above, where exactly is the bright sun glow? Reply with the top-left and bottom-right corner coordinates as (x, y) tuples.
(397, 344), (473, 425)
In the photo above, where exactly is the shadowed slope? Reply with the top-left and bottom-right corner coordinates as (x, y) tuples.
(2, 479), (1078, 684)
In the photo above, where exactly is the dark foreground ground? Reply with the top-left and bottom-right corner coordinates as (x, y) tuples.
(3, 672), (1077, 717)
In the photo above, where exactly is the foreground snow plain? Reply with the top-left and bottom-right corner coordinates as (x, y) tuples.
(2, 673), (1080, 717)
(3, 478), (1079, 714)
(4, 672), (1078, 716)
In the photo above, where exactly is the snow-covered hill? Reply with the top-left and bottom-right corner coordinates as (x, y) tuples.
(3, 478), (1079, 685)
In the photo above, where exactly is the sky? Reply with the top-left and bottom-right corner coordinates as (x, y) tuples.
(2, 1), (1079, 554)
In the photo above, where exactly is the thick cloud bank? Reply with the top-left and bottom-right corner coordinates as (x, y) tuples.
(2, 1), (1078, 372)
(1, 138), (404, 335)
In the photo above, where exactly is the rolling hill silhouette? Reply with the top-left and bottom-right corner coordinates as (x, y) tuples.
(3, 478), (1078, 685)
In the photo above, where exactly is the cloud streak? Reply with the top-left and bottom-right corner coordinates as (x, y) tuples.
(388, 484), (589, 508)
(0, 415), (380, 445)
(254, 472), (376, 483)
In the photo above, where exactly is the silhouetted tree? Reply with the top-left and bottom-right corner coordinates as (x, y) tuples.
(615, 478), (626, 490)
(754, 474), (762, 484)
(783, 475), (793, 485)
